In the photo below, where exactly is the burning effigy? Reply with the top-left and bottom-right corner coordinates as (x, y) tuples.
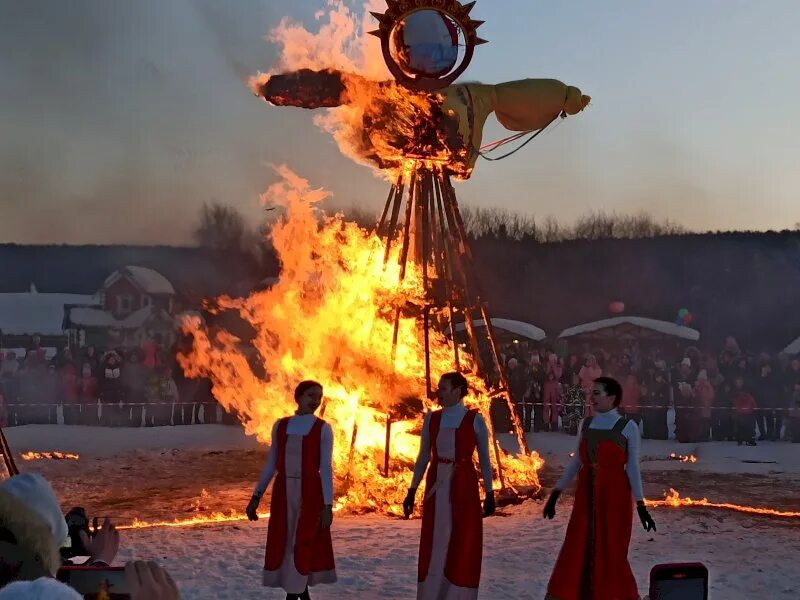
(180, 0), (589, 514)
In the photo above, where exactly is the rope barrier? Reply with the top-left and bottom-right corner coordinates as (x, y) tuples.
(0, 401), (796, 411)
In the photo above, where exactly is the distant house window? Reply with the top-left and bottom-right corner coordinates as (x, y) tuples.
(117, 294), (133, 314)
(141, 295), (152, 308)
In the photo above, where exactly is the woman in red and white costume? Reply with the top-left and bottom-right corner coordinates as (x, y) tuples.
(403, 372), (495, 600)
(246, 380), (336, 600)
(543, 377), (656, 600)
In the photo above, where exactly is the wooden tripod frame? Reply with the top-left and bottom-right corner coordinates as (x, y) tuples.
(377, 164), (530, 487)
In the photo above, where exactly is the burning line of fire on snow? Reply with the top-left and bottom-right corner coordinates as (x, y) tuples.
(117, 489), (800, 531)
(648, 488), (800, 519)
(668, 453), (698, 463)
(20, 451), (80, 461)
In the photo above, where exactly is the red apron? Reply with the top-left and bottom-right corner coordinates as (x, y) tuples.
(418, 408), (483, 589)
(264, 417), (335, 576)
(547, 417), (639, 600)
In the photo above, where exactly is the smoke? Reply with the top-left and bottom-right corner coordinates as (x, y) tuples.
(0, 0), (287, 244)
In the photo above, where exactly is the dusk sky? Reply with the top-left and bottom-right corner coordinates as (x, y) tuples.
(2, 0), (799, 244)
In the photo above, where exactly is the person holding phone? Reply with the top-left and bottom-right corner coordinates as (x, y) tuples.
(402, 372), (495, 600)
(246, 380), (336, 600)
(0, 473), (178, 599)
(543, 377), (656, 600)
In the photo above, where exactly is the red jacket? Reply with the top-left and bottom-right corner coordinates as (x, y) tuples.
(734, 392), (757, 415)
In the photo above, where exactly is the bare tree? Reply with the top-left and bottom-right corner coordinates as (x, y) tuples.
(194, 202), (248, 253)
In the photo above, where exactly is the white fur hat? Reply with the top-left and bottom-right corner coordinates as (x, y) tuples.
(0, 577), (83, 599)
(0, 473), (68, 576)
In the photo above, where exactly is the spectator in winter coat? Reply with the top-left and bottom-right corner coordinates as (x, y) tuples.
(672, 358), (694, 442)
(77, 363), (98, 426)
(620, 368), (641, 425)
(0, 473), (178, 599)
(578, 355), (602, 416)
(756, 362), (783, 441)
(99, 352), (124, 427)
(508, 358), (531, 433)
(528, 354), (546, 432)
(543, 354), (563, 431)
(82, 345), (101, 378)
(142, 332), (159, 369)
(0, 352), (18, 379)
(122, 351), (147, 427)
(712, 380), (735, 441)
(641, 370), (669, 440)
(60, 362), (80, 425)
(693, 371), (715, 442)
(733, 376), (758, 446)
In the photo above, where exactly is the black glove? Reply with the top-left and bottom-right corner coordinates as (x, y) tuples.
(403, 488), (417, 519)
(637, 502), (656, 532)
(543, 489), (561, 520)
(483, 491), (496, 517)
(246, 495), (261, 521)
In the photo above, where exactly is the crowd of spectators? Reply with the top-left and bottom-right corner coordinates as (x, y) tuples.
(0, 336), (235, 428)
(495, 336), (800, 444)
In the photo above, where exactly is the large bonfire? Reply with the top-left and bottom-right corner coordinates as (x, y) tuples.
(179, 0), (543, 515)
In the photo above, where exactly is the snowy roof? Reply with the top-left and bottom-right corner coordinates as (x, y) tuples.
(0, 293), (99, 336)
(103, 266), (175, 295)
(783, 336), (800, 355)
(453, 318), (547, 342)
(558, 316), (700, 342)
(67, 305), (174, 330)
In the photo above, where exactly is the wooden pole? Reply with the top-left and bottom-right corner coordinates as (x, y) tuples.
(383, 415), (392, 477)
(0, 426), (19, 477)
(398, 171), (418, 280)
(383, 177), (406, 265)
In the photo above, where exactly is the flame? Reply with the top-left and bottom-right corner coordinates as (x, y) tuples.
(649, 488), (800, 519)
(117, 511), (271, 531)
(20, 451), (79, 461)
(179, 166), (542, 514)
(249, 2), (463, 179)
(668, 452), (698, 463)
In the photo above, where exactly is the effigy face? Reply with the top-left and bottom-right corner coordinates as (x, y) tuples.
(390, 9), (460, 79)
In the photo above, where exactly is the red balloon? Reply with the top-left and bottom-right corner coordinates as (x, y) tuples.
(609, 301), (625, 314)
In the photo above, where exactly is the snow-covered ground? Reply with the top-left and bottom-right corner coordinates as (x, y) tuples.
(115, 500), (800, 600)
(6, 425), (800, 599)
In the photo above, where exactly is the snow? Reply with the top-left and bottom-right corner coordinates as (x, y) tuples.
(558, 316), (701, 342)
(104, 266), (175, 295)
(453, 318), (547, 342)
(114, 499), (800, 600)
(0, 292), (98, 335)
(783, 335), (800, 355)
(66, 307), (118, 328)
(67, 306), (172, 330)
(5, 424), (260, 458)
(6, 425), (800, 599)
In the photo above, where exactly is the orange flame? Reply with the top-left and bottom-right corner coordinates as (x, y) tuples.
(668, 453), (698, 463)
(20, 451), (80, 461)
(648, 488), (800, 519)
(116, 511), (270, 531)
(179, 167), (542, 514)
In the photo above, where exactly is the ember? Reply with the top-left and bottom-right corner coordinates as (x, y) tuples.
(20, 451), (80, 461)
(668, 453), (698, 463)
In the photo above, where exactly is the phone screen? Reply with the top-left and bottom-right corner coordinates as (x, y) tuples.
(652, 576), (706, 599)
(56, 566), (130, 599)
